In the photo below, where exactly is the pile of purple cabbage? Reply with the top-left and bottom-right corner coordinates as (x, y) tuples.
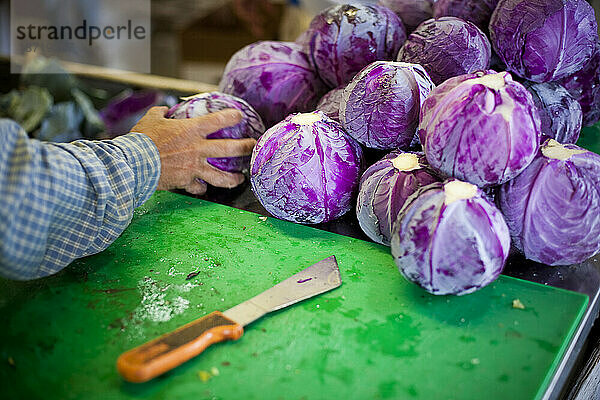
(176, 1), (600, 296)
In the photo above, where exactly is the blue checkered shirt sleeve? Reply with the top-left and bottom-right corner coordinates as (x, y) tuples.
(0, 119), (161, 280)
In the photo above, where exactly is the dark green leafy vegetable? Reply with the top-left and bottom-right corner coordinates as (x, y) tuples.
(0, 87), (53, 133)
(71, 88), (105, 138)
(36, 102), (84, 142)
(20, 57), (107, 103)
(1, 57), (107, 141)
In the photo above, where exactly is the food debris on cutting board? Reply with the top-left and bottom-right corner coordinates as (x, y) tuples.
(512, 299), (526, 310)
(197, 368), (219, 382)
(197, 370), (212, 382)
(186, 271), (200, 280)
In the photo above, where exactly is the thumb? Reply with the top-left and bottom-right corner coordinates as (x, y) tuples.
(146, 106), (169, 118)
(184, 178), (208, 196)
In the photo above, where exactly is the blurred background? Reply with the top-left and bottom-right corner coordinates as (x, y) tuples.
(0, 0), (599, 143)
(1, 0), (599, 85)
(0, 0), (320, 84)
(143, 0), (371, 83)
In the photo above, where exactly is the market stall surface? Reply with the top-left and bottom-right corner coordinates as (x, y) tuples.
(0, 191), (587, 400)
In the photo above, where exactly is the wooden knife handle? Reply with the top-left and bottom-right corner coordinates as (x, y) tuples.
(117, 311), (243, 383)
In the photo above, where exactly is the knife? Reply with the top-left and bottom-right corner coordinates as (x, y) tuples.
(117, 255), (342, 383)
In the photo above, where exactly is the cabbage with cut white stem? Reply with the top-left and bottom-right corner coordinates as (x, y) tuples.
(356, 151), (439, 246)
(498, 139), (600, 266)
(391, 180), (510, 295)
(419, 70), (541, 187)
(340, 61), (435, 150)
(250, 111), (363, 224)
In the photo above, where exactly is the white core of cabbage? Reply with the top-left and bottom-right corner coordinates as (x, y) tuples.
(444, 180), (478, 205)
(391, 153), (421, 172)
(180, 92), (208, 101)
(469, 72), (508, 91)
(291, 113), (323, 126)
(542, 139), (587, 161)
(468, 72), (515, 122)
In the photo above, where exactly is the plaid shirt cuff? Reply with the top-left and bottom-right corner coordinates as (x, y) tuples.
(0, 120), (161, 280)
(112, 133), (161, 207)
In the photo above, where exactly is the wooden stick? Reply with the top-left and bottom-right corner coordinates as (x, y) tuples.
(2, 55), (218, 94)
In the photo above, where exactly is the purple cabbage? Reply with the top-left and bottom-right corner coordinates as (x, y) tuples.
(166, 92), (265, 172)
(356, 151), (439, 245)
(522, 81), (582, 144)
(340, 61), (435, 150)
(489, 0), (598, 83)
(419, 71), (541, 187)
(219, 41), (327, 128)
(378, 0), (434, 32)
(250, 111), (363, 224)
(303, 4), (407, 88)
(316, 87), (344, 122)
(391, 179), (510, 295)
(559, 40), (600, 127)
(433, 0), (500, 32)
(396, 17), (491, 85)
(498, 139), (600, 266)
(100, 90), (165, 137)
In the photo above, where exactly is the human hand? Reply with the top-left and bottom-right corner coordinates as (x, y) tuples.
(132, 106), (256, 195)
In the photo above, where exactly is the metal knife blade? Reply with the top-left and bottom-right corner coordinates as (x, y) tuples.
(223, 255), (341, 326)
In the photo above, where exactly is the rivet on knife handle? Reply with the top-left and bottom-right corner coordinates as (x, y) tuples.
(117, 311), (243, 383)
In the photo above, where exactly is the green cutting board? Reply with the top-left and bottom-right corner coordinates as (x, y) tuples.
(579, 122), (600, 154)
(0, 191), (588, 400)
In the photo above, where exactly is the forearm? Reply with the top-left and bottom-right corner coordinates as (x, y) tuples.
(0, 119), (160, 280)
